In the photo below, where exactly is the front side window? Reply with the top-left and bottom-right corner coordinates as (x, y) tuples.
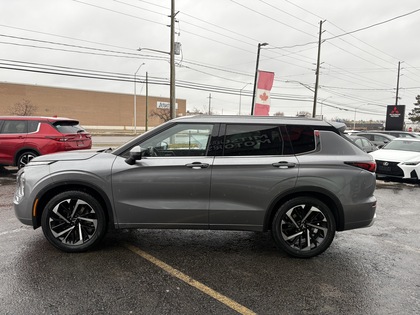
(139, 123), (214, 157)
(222, 125), (282, 156)
(0, 120), (27, 134)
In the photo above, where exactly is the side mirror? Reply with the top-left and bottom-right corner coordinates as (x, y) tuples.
(125, 152), (142, 165)
(125, 147), (147, 165)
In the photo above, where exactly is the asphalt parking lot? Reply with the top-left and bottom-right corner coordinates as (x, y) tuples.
(1, 165), (419, 315)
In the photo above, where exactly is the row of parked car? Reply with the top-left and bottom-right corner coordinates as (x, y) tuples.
(346, 130), (420, 181)
(0, 116), (92, 169)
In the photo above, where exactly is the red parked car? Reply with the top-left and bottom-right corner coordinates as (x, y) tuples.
(0, 116), (92, 168)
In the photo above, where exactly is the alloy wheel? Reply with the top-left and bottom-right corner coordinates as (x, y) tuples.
(48, 198), (98, 246)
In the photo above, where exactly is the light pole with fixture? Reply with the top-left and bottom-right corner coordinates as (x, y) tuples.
(353, 105), (364, 129)
(134, 62), (145, 134)
(251, 42), (268, 115)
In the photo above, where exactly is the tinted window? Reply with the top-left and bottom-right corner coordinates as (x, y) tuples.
(28, 121), (39, 133)
(0, 120), (27, 134)
(53, 121), (84, 133)
(223, 125), (282, 156)
(285, 125), (315, 154)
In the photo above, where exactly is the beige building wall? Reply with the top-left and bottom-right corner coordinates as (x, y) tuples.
(0, 82), (186, 130)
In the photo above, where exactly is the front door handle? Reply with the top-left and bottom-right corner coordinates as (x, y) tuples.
(272, 161), (296, 169)
(185, 162), (209, 169)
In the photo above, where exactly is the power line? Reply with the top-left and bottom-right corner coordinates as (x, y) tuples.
(324, 7), (420, 41)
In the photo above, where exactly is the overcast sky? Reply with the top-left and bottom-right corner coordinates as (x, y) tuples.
(1, 0), (420, 121)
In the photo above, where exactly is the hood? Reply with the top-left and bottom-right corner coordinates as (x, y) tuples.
(370, 149), (420, 163)
(31, 149), (103, 162)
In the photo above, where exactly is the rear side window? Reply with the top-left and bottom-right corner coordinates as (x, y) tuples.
(0, 120), (27, 134)
(53, 121), (84, 133)
(223, 124), (282, 156)
(28, 121), (39, 133)
(285, 125), (316, 154)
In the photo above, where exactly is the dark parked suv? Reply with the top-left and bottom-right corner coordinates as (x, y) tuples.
(0, 116), (92, 168)
(14, 116), (377, 258)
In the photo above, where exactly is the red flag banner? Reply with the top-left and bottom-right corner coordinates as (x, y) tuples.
(254, 71), (275, 116)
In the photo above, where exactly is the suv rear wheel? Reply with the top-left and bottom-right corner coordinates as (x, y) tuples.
(272, 197), (336, 258)
(17, 151), (38, 169)
(41, 191), (107, 252)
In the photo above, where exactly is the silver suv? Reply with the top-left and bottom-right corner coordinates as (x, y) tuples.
(14, 116), (377, 258)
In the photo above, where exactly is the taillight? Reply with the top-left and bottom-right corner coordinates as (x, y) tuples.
(45, 136), (69, 142)
(345, 161), (376, 172)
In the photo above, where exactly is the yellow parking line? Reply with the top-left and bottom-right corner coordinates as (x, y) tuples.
(123, 243), (257, 315)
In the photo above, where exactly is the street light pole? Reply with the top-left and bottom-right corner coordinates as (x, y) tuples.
(239, 83), (251, 115)
(251, 42), (268, 115)
(353, 105), (364, 129)
(170, 0), (176, 120)
(134, 62), (145, 134)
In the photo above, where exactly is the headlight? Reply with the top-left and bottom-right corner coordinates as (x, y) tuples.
(402, 161), (420, 166)
(14, 170), (26, 203)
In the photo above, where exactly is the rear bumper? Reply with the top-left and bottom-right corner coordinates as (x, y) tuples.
(342, 197), (377, 231)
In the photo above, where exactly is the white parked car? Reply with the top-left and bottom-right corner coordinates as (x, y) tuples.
(370, 138), (420, 180)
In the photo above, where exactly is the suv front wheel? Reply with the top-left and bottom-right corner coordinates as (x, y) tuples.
(41, 191), (107, 252)
(272, 197), (336, 258)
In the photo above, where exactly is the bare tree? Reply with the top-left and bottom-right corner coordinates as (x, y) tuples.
(186, 107), (205, 115)
(9, 99), (37, 116)
(150, 108), (171, 123)
(273, 111), (284, 116)
(296, 111), (311, 118)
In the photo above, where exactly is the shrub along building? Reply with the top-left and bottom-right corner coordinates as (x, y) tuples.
(0, 82), (186, 132)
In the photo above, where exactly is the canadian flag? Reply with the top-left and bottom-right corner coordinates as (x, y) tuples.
(254, 71), (275, 116)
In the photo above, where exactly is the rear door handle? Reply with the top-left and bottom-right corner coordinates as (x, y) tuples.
(185, 162), (209, 169)
(272, 161), (296, 169)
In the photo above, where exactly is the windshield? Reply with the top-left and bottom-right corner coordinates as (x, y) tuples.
(383, 140), (420, 152)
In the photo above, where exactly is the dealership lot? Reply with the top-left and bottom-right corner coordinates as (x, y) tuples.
(1, 165), (419, 314)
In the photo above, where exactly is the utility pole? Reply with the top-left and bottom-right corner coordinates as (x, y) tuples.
(313, 20), (324, 118)
(133, 63), (145, 134)
(208, 93), (212, 115)
(145, 72), (149, 131)
(395, 61), (401, 106)
(170, 0), (176, 120)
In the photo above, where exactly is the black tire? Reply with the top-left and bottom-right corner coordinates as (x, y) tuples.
(17, 151), (38, 169)
(271, 197), (336, 258)
(41, 191), (107, 252)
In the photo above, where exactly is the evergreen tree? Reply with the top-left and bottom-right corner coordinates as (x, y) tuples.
(408, 95), (420, 123)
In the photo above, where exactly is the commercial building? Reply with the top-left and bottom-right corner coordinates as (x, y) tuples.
(0, 82), (186, 132)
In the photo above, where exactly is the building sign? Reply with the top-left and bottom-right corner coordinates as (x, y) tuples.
(157, 101), (178, 110)
(385, 105), (405, 131)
